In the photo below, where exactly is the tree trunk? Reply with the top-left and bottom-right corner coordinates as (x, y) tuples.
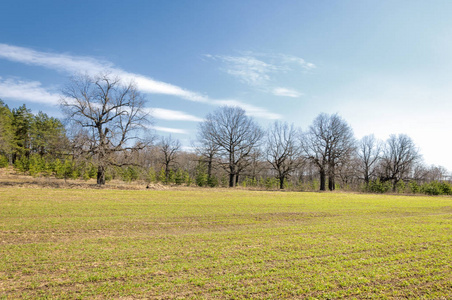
(207, 157), (212, 181)
(165, 162), (170, 183)
(328, 163), (335, 191)
(229, 173), (234, 187)
(392, 179), (398, 192)
(235, 173), (239, 186)
(328, 175), (335, 191)
(279, 176), (285, 189)
(320, 169), (326, 191)
(97, 165), (106, 185)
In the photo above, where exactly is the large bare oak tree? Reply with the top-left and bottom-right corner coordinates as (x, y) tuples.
(302, 113), (355, 191)
(381, 134), (420, 191)
(60, 73), (150, 185)
(198, 106), (263, 187)
(265, 121), (302, 189)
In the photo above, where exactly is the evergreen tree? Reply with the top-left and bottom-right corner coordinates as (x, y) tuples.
(157, 167), (166, 183)
(195, 162), (208, 187)
(0, 100), (15, 162)
(174, 169), (185, 185)
(30, 112), (67, 157)
(12, 104), (33, 162)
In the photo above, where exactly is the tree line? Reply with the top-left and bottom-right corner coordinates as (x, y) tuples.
(0, 73), (450, 195)
(195, 105), (451, 195)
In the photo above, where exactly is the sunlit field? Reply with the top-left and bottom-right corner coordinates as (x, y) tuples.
(1, 188), (451, 299)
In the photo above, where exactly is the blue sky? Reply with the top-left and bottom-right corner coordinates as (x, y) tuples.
(1, 0), (452, 171)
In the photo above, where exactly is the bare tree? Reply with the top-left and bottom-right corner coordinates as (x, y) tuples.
(195, 131), (219, 183)
(198, 106), (263, 187)
(336, 155), (360, 189)
(302, 113), (355, 191)
(425, 165), (449, 182)
(158, 135), (181, 182)
(265, 121), (302, 189)
(245, 148), (265, 183)
(357, 134), (382, 185)
(380, 134), (420, 191)
(60, 73), (150, 185)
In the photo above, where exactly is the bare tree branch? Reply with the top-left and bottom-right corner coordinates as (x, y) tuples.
(60, 72), (151, 184)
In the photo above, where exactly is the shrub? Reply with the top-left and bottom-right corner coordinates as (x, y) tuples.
(88, 164), (97, 179)
(207, 175), (218, 187)
(53, 159), (64, 178)
(146, 168), (156, 183)
(367, 179), (392, 193)
(29, 154), (45, 177)
(408, 181), (420, 194)
(439, 182), (452, 195)
(167, 169), (175, 184)
(264, 177), (279, 190)
(421, 181), (442, 195)
(422, 181), (452, 196)
(0, 155), (8, 168)
(157, 167), (166, 183)
(184, 171), (192, 186)
(121, 166), (139, 182)
(396, 180), (406, 194)
(174, 169), (185, 185)
(242, 177), (257, 188)
(196, 172), (208, 187)
(14, 156), (29, 173)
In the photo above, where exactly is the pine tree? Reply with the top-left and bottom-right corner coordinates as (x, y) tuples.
(0, 100), (15, 163)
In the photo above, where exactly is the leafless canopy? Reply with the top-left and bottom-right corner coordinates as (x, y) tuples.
(198, 106), (264, 187)
(357, 134), (382, 185)
(60, 72), (150, 184)
(302, 113), (355, 191)
(265, 121), (302, 189)
(381, 134), (421, 191)
(195, 130), (220, 181)
(158, 135), (181, 182)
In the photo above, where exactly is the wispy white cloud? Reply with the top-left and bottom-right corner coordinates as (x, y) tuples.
(151, 126), (188, 134)
(272, 87), (303, 98)
(0, 77), (60, 104)
(205, 52), (312, 98)
(215, 99), (281, 120)
(0, 77), (205, 122)
(0, 43), (208, 103)
(277, 53), (316, 70)
(0, 43), (278, 119)
(148, 108), (203, 122)
(0, 44), (113, 73)
(206, 54), (277, 86)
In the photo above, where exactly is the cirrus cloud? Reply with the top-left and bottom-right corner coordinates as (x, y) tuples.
(147, 108), (204, 122)
(205, 51), (313, 98)
(0, 77), (60, 105)
(272, 87), (303, 98)
(151, 126), (188, 134)
(0, 43), (279, 119)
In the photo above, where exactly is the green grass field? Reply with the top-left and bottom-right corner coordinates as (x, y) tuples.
(1, 188), (451, 299)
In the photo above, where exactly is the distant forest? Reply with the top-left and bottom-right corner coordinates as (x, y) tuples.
(0, 73), (451, 195)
